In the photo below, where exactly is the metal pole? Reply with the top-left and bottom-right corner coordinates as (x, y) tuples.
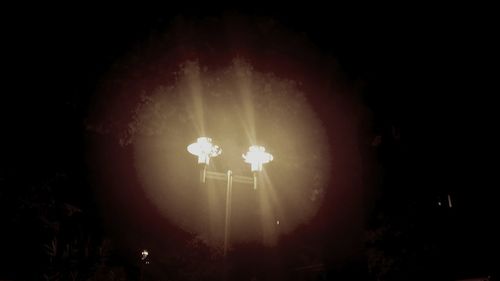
(253, 172), (257, 190)
(200, 164), (207, 183)
(223, 170), (233, 256)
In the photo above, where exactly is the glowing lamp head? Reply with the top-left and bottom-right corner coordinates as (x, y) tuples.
(187, 137), (222, 165)
(243, 145), (273, 172)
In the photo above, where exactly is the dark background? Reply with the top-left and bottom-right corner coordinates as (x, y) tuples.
(1, 4), (496, 280)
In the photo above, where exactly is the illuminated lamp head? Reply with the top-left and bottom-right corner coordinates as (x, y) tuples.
(187, 137), (222, 165)
(242, 145), (273, 172)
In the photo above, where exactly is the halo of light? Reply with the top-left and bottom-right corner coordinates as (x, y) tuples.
(128, 60), (332, 246)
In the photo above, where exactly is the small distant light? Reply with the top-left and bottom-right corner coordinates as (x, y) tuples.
(438, 201), (442, 206)
(145, 261), (150, 264)
(276, 220), (280, 225)
(141, 249), (149, 260)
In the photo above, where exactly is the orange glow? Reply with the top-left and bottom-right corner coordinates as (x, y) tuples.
(125, 60), (332, 248)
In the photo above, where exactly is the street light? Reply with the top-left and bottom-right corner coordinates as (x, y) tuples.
(187, 137), (222, 182)
(139, 249), (149, 280)
(243, 145), (274, 190)
(187, 137), (273, 256)
(141, 249), (149, 260)
(243, 145), (274, 171)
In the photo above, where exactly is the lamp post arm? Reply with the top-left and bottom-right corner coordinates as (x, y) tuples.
(205, 170), (227, 181)
(232, 175), (254, 185)
(223, 170), (233, 256)
(205, 170), (256, 187)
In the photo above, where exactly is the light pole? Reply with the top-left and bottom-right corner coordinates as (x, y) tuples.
(139, 249), (149, 281)
(187, 137), (273, 256)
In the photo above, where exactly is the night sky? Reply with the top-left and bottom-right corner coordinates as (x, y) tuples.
(1, 5), (496, 281)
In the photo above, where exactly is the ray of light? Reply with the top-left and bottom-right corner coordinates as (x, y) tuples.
(181, 61), (206, 136)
